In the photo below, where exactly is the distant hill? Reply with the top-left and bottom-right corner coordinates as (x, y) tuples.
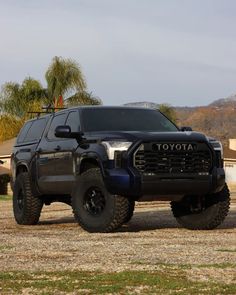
(125, 93), (236, 110)
(124, 101), (159, 109)
(125, 93), (236, 146)
(176, 94), (236, 146)
(209, 94), (236, 108)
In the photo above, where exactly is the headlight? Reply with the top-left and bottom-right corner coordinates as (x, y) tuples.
(208, 137), (223, 158)
(101, 141), (133, 160)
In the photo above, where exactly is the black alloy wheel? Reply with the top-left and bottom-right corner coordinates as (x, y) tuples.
(83, 187), (106, 216)
(17, 189), (24, 210)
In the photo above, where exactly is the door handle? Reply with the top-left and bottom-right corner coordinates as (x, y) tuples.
(54, 145), (61, 151)
(19, 148), (31, 152)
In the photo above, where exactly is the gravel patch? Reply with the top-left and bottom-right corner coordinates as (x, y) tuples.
(0, 196), (236, 284)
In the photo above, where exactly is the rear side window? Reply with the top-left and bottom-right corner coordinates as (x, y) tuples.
(24, 118), (47, 142)
(17, 119), (47, 143)
(17, 121), (33, 143)
(47, 113), (67, 140)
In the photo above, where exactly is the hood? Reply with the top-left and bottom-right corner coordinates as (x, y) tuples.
(86, 131), (208, 143)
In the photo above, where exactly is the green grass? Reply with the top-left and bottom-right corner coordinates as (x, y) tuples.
(0, 245), (13, 252)
(0, 268), (235, 295)
(132, 261), (236, 269)
(0, 195), (12, 201)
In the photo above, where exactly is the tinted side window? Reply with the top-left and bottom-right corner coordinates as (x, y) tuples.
(24, 118), (47, 142)
(65, 111), (80, 132)
(47, 113), (67, 140)
(17, 121), (33, 143)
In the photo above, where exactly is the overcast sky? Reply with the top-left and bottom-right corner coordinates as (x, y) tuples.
(0, 0), (236, 106)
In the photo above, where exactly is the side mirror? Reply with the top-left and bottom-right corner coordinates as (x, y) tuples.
(55, 125), (84, 142)
(180, 126), (193, 132)
(55, 125), (72, 138)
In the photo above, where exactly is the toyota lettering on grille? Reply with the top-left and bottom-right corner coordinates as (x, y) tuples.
(153, 143), (195, 151)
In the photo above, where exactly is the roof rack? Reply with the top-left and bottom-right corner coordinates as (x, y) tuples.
(28, 106), (67, 118)
(42, 106), (67, 112)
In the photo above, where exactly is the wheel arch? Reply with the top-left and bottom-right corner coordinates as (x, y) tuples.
(16, 163), (28, 176)
(79, 155), (103, 174)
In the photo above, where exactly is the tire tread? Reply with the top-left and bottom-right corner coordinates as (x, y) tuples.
(13, 172), (43, 225)
(171, 184), (230, 230)
(72, 168), (130, 232)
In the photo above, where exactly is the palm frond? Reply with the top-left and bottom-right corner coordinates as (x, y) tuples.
(45, 56), (87, 103)
(66, 91), (102, 107)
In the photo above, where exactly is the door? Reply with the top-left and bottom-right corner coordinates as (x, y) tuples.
(37, 111), (80, 194)
(37, 112), (67, 194)
(54, 110), (80, 188)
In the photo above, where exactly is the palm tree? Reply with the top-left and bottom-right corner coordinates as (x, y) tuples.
(45, 56), (86, 105)
(0, 77), (47, 141)
(0, 57), (98, 142)
(0, 77), (47, 118)
(66, 91), (102, 107)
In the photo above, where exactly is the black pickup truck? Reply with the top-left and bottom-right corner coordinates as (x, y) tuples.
(11, 106), (230, 232)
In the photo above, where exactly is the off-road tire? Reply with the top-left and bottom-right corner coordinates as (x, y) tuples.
(171, 184), (230, 230)
(13, 172), (43, 225)
(124, 200), (135, 223)
(72, 168), (130, 233)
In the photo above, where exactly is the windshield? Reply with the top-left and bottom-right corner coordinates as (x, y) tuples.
(82, 108), (178, 132)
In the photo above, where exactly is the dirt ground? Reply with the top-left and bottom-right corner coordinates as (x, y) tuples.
(0, 194), (236, 285)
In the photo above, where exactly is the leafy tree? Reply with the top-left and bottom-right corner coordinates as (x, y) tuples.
(66, 91), (102, 107)
(45, 56), (86, 104)
(159, 104), (177, 123)
(0, 114), (23, 142)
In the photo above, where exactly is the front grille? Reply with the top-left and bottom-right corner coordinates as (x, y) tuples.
(134, 142), (212, 174)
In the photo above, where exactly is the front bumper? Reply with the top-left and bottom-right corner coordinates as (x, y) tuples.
(104, 167), (225, 197)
